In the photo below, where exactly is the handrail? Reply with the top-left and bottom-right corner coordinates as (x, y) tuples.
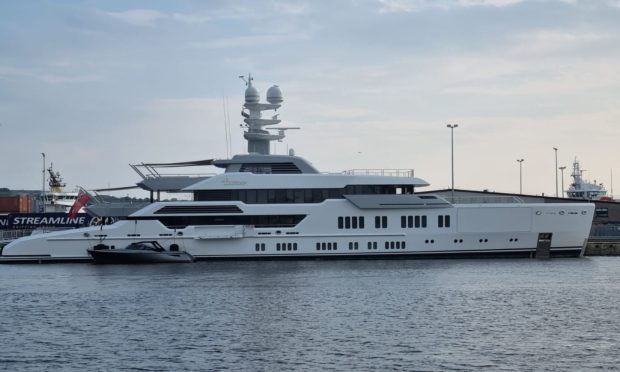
(444, 196), (525, 204)
(343, 169), (415, 177)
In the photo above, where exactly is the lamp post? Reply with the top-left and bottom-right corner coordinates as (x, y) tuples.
(447, 124), (458, 200)
(553, 147), (558, 197)
(517, 159), (524, 194)
(41, 152), (46, 212)
(559, 166), (566, 198)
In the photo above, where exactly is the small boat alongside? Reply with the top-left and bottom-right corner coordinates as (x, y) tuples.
(87, 241), (194, 264)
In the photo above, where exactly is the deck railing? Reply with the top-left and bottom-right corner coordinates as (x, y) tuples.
(343, 169), (415, 177)
(444, 196), (525, 204)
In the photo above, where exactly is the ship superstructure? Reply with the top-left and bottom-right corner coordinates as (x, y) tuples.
(566, 159), (609, 201)
(42, 164), (80, 213)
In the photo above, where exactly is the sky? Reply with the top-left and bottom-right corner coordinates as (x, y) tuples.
(1, 0), (619, 198)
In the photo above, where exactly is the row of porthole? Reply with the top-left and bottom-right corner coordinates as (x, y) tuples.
(317, 242), (338, 251)
(385, 241), (406, 250)
(259, 238), (518, 252)
(277, 243), (298, 251)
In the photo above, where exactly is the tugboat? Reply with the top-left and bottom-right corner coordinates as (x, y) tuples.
(565, 159), (611, 201)
(88, 241), (194, 264)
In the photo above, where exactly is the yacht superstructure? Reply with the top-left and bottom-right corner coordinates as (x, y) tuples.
(0, 76), (595, 262)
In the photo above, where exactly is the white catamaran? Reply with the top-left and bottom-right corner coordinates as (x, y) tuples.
(0, 76), (595, 262)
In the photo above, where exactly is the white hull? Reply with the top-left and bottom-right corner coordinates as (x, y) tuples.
(1, 200), (594, 262)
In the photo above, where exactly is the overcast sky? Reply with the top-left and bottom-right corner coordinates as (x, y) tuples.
(1, 0), (619, 197)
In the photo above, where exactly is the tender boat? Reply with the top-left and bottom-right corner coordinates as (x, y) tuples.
(87, 241), (194, 264)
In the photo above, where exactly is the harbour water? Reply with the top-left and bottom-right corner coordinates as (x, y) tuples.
(1, 258), (620, 371)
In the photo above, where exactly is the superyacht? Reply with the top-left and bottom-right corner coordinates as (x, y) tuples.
(0, 76), (595, 262)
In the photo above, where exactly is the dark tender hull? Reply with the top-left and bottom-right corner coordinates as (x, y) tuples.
(87, 249), (194, 264)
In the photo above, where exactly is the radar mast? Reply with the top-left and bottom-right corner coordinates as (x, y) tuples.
(239, 74), (297, 155)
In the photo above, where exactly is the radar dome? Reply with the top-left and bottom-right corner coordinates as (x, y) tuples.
(266, 85), (283, 104)
(245, 85), (260, 103)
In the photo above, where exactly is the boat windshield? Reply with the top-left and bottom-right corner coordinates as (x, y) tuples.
(128, 242), (165, 252)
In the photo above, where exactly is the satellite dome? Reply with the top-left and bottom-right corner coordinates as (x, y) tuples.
(245, 85), (260, 103)
(266, 85), (283, 104)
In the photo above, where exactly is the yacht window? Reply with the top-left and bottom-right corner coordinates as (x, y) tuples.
(294, 189), (304, 203)
(401, 216), (406, 228)
(338, 217), (344, 229)
(415, 216), (420, 228)
(408, 216), (413, 228)
(382, 216), (388, 228)
(345, 217), (351, 229)
(445, 215), (451, 227)
(438, 215), (444, 228)
(422, 216), (427, 228)
(254, 190), (266, 204)
(137, 214), (306, 229)
(352, 216), (358, 229)
(375, 216), (380, 228)
(359, 217), (365, 229)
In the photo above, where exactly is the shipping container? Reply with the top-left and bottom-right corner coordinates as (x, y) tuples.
(0, 195), (32, 213)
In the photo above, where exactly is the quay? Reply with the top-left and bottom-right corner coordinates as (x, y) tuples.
(585, 241), (620, 256)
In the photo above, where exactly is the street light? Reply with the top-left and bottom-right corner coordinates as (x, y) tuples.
(447, 124), (458, 200)
(559, 166), (566, 198)
(41, 152), (46, 212)
(517, 159), (524, 194)
(553, 147), (558, 197)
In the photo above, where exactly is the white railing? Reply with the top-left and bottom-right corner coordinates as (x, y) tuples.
(343, 169), (415, 177)
(444, 196), (524, 204)
(0, 229), (33, 244)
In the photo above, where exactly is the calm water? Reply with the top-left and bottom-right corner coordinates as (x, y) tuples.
(1, 258), (620, 371)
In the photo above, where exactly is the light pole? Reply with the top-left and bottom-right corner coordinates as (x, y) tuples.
(559, 166), (566, 198)
(517, 159), (524, 194)
(553, 147), (558, 197)
(41, 152), (46, 212)
(447, 124), (458, 200)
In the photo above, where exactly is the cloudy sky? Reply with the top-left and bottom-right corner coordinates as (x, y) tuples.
(1, 0), (619, 197)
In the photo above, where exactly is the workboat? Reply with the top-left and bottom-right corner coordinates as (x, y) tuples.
(566, 159), (611, 201)
(88, 241), (194, 264)
(42, 164), (82, 213)
(0, 75), (595, 263)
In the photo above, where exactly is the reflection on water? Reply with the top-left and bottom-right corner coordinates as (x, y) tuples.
(1, 258), (620, 371)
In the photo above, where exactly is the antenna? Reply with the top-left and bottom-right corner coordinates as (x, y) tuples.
(609, 168), (614, 199)
(239, 73), (253, 86)
(222, 92), (230, 158)
(225, 95), (233, 157)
